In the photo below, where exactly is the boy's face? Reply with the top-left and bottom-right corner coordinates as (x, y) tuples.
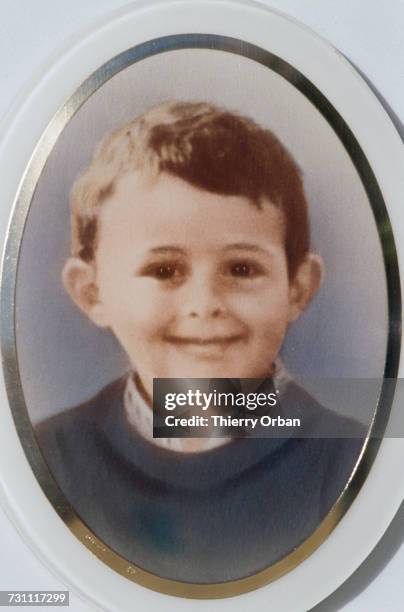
(64, 171), (322, 397)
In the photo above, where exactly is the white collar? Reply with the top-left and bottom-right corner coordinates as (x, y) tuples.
(124, 375), (230, 453)
(123, 360), (291, 453)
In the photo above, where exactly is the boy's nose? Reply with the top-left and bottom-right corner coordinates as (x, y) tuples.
(181, 273), (226, 319)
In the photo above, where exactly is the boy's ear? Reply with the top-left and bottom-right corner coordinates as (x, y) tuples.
(62, 258), (109, 328)
(287, 254), (324, 323)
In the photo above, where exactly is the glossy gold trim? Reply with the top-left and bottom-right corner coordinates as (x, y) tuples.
(0, 34), (401, 599)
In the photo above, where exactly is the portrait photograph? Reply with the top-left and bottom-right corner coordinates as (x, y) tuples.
(11, 37), (392, 588)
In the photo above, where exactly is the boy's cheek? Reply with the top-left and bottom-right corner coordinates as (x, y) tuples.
(232, 292), (290, 324)
(104, 283), (168, 315)
(110, 306), (172, 344)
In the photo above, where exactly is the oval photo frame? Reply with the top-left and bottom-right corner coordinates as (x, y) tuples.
(0, 2), (403, 611)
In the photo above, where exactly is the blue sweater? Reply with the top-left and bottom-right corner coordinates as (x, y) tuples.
(35, 377), (365, 583)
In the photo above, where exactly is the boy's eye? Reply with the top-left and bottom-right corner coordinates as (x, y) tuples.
(227, 260), (264, 278)
(140, 261), (186, 281)
(154, 264), (177, 279)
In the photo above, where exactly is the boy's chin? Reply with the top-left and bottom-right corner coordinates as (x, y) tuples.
(148, 363), (273, 381)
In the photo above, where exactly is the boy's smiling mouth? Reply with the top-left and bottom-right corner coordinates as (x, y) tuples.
(164, 334), (245, 346)
(162, 334), (246, 357)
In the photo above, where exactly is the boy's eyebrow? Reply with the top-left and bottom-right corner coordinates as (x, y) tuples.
(147, 244), (274, 256)
(148, 246), (187, 255)
(223, 243), (273, 256)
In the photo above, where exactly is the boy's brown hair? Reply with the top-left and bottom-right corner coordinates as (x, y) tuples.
(70, 101), (309, 278)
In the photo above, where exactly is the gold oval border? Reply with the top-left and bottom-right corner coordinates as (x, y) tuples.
(0, 33), (401, 599)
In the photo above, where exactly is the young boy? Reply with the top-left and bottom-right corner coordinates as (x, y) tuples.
(36, 101), (365, 584)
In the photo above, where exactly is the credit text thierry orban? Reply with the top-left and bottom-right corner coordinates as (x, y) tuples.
(163, 389), (301, 429)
